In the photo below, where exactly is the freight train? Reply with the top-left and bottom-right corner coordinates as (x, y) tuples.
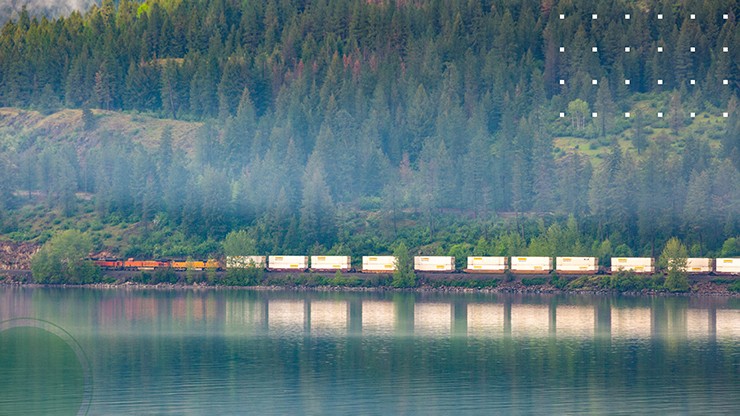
(91, 256), (740, 275)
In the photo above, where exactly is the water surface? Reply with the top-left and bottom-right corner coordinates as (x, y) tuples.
(1, 287), (738, 415)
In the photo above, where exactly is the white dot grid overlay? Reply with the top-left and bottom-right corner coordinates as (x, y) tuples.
(555, 11), (733, 122)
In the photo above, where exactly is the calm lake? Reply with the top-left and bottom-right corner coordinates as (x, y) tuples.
(1, 287), (738, 415)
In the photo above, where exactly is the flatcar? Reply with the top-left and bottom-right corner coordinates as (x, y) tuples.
(91, 255), (739, 276)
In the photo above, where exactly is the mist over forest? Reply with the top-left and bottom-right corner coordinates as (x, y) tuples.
(0, 0), (99, 24)
(0, 0), (738, 261)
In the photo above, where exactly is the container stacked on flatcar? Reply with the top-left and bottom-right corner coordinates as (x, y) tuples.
(510, 257), (553, 273)
(556, 257), (599, 274)
(362, 256), (396, 273)
(414, 256), (455, 272)
(267, 256), (308, 271)
(715, 258), (740, 275)
(683, 258), (714, 273)
(310, 256), (351, 272)
(465, 256), (507, 273)
(226, 256), (266, 269)
(610, 257), (655, 273)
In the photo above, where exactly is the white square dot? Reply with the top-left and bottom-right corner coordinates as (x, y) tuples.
(658, 112), (663, 118)
(690, 79), (696, 85)
(560, 46), (565, 52)
(625, 14), (631, 20)
(625, 47), (631, 52)
(723, 79), (729, 85)
(658, 46), (663, 52)
(723, 47), (728, 52)
(723, 112), (729, 118)
(690, 112), (696, 118)
(592, 14), (598, 20)
(559, 112), (565, 118)
(625, 79), (631, 85)
(724, 14), (729, 20)
(592, 112), (598, 118)
(559, 79), (565, 85)
(658, 79), (663, 85)
(690, 46), (695, 52)
(690, 14), (696, 20)
(625, 112), (630, 118)
(559, 14), (565, 20)
(658, 14), (663, 19)
(592, 79), (598, 85)
(592, 47), (598, 52)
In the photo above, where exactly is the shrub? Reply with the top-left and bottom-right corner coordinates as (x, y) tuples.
(521, 277), (548, 286)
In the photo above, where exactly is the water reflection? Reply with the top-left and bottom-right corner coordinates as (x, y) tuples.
(1, 288), (739, 340)
(1, 288), (738, 415)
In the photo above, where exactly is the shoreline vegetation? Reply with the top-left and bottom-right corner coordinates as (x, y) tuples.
(1, 270), (738, 296)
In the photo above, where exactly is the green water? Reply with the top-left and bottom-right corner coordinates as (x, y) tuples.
(0, 287), (738, 415)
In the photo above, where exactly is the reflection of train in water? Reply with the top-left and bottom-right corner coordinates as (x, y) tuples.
(91, 255), (740, 275)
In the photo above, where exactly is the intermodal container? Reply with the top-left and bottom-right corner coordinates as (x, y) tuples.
(465, 256), (507, 273)
(715, 258), (740, 275)
(414, 256), (455, 272)
(226, 256), (267, 269)
(556, 257), (599, 274)
(310, 256), (351, 271)
(510, 257), (553, 273)
(268, 255), (308, 271)
(683, 258), (714, 273)
(362, 256), (397, 273)
(610, 257), (655, 273)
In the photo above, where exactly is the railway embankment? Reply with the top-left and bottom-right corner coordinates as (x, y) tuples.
(1, 269), (737, 296)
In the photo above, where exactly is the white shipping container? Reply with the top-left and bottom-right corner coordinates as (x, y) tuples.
(226, 255), (266, 269)
(268, 255), (308, 270)
(414, 256), (455, 272)
(310, 255), (351, 271)
(556, 257), (599, 274)
(362, 256), (397, 273)
(510, 256), (553, 273)
(683, 258), (714, 273)
(610, 257), (655, 273)
(715, 258), (740, 274)
(466, 256), (507, 272)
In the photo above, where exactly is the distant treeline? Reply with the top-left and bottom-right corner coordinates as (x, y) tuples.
(0, 0), (738, 259)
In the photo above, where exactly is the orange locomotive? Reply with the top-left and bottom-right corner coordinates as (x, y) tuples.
(92, 258), (222, 271)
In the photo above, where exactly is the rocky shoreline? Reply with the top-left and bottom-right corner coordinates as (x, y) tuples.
(1, 272), (737, 297)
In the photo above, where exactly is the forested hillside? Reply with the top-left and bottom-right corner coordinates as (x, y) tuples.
(0, 0), (738, 261)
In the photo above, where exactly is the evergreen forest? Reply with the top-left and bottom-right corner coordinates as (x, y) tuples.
(0, 0), (738, 263)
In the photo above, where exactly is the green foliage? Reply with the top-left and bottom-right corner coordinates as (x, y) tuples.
(0, 0), (737, 263)
(224, 267), (263, 286)
(728, 281), (740, 293)
(521, 277), (548, 286)
(329, 271), (361, 287)
(550, 273), (575, 290)
(720, 238), (739, 257)
(222, 230), (257, 256)
(392, 241), (416, 288)
(30, 230), (100, 284)
(661, 237), (689, 292)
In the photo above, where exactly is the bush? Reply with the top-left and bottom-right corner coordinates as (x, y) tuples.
(224, 267), (264, 286)
(729, 281), (740, 293)
(152, 268), (179, 284)
(550, 273), (575, 289)
(329, 271), (361, 287)
(521, 277), (548, 286)
(30, 230), (100, 284)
